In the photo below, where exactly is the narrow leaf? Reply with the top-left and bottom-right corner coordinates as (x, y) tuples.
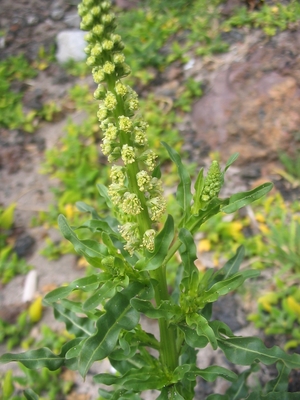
(53, 303), (95, 336)
(0, 339), (79, 370)
(83, 280), (117, 311)
(246, 393), (300, 400)
(162, 142), (192, 221)
(218, 336), (300, 369)
(185, 365), (237, 383)
(131, 298), (181, 320)
(216, 246), (245, 279)
(44, 273), (108, 304)
(179, 228), (198, 282)
(78, 282), (143, 377)
(97, 183), (113, 208)
(24, 389), (39, 400)
(224, 153), (239, 173)
(221, 183), (273, 214)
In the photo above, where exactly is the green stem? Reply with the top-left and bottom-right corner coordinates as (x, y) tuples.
(150, 266), (178, 372)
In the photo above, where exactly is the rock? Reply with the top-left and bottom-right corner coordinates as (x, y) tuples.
(14, 233), (35, 258)
(64, 11), (81, 28)
(55, 30), (86, 64)
(51, 8), (64, 21)
(191, 30), (300, 167)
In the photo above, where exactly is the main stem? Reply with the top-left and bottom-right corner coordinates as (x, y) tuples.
(151, 266), (178, 372)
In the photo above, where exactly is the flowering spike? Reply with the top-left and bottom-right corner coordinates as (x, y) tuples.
(78, 0), (167, 255)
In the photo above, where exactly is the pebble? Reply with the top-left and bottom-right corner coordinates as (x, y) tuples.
(55, 29), (87, 64)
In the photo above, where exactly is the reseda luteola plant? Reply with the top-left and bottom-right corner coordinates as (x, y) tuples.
(1, 1), (300, 399)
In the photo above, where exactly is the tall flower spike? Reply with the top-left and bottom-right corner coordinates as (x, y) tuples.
(78, 0), (166, 255)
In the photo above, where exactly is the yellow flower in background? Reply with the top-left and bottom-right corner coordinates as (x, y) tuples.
(198, 239), (211, 253)
(65, 203), (76, 219)
(255, 213), (266, 223)
(258, 223), (270, 234)
(226, 221), (243, 241)
(28, 296), (43, 323)
(287, 296), (300, 318)
(258, 292), (278, 312)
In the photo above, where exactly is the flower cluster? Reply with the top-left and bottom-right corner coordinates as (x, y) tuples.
(201, 160), (222, 202)
(78, 0), (166, 254)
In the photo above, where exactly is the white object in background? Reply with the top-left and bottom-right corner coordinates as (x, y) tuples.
(22, 269), (38, 303)
(56, 30), (87, 64)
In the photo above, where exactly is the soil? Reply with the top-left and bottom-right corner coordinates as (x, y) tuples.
(0, 0), (299, 399)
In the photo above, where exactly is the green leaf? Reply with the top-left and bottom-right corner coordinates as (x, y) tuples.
(207, 395), (229, 400)
(198, 270), (259, 308)
(246, 393), (300, 400)
(44, 273), (108, 304)
(221, 183), (273, 214)
(83, 280), (118, 311)
(144, 215), (174, 271)
(265, 361), (290, 393)
(24, 389), (39, 400)
(0, 203), (16, 230)
(78, 282), (143, 377)
(186, 313), (217, 350)
(191, 167), (204, 215)
(178, 228), (198, 285)
(178, 325), (209, 348)
(225, 363), (259, 399)
(58, 214), (108, 266)
(95, 366), (168, 391)
(0, 339), (79, 370)
(131, 298), (181, 320)
(97, 183), (113, 208)
(77, 219), (118, 235)
(218, 335), (300, 369)
(216, 245), (245, 279)
(53, 303), (95, 336)
(162, 142), (192, 222)
(185, 365), (237, 383)
(224, 153), (239, 173)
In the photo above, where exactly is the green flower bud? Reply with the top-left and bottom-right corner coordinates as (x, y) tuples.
(201, 160), (222, 202)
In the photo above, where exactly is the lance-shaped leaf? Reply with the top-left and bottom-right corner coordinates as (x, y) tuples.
(178, 228), (198, 287)
(44, 273), (109, 304)
(162, 142), (192, 223)
(191, 167), (204, 215)
(221, 183), (273, 214)
(223, 153), (239, 175)
(77, 219), (118, 236)
(265, 361), (290, 393)
(217, 335), (300, 369)
(78, 282), (143, 377)
(207, 395), (229, 400)
(83, 280), (118, 311)
(94, 366), (168, 391)
(58, 214), (108, 261)
(131, 298), (181, 320)
(198, 270), (259, 308)
(144, 215), (174, 271)
(215, 245), (245, 280)
(98, 388), (142, 400)
(184, 365), (237, 383)
(186, 313), (217, 350)
(224, 363), (260, 400)
(0, 339), (80, 370)
(53, 302), (95, 336)
(24, 389), (39, 400)
(246, 393), (300, 400)
(97, 183), (114, 208)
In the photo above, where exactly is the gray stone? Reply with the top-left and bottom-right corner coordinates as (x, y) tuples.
(64, 11), (81, 28)
(51, 8), (64, 21)
(55, 30), (86, 64)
